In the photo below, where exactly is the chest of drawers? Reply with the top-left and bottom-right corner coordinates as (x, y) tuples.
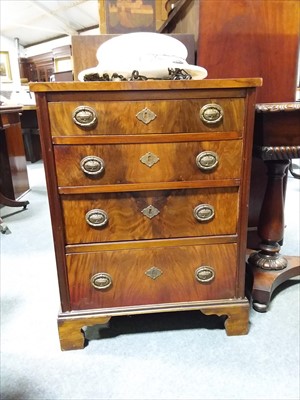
(30, 79), (261, 350)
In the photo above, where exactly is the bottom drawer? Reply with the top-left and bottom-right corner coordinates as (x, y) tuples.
(66, 243), (237, 310)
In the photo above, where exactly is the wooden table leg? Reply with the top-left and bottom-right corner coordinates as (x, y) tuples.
(248, 159), (300, 312)
(0, 192), (29, 209)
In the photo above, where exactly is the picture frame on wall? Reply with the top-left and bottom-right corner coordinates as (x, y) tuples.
(99, 0), (168, 34)
(0, 51), (12, 82)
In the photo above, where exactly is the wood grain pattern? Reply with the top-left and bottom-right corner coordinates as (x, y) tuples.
(58, 315), (111, 351)
(30, 79), (260, 347)
(48, 98), (245, 136)
(201, 300), (249, 336)
(66, 243), (237, 310)
(62, 188), (239, 244)
(54, 140), (243, 187)
(197, 0), (299, 103)
(30, 78), (262, 93)
(254, 109), (300, 147)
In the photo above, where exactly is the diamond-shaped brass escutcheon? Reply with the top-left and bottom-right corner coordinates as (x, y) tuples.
(145, 266), (163, 280)
(140, 152), (160, 168)
(136, 107), (157, 125)
(141, 205), (160, 219)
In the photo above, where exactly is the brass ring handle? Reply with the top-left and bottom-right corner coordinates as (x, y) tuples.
(91, 272), (112, 290)
(195, 266), (215, 283)
(193, 204), (215, 222)
(72, 106), (98, 129)
(196, 151), (219, 171)
(85, 209), (108, 227)
(200, 104), (223, 124)
(80, 156), (105, 176)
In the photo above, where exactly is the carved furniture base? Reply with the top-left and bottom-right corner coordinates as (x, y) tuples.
(200, 301), (249, 336)
(58, 314), (111, 351)
(248, 245), (288, 271)
(57, 300), (249, 351)
(0, 192), (29, 209)
(247, 252), (300, 312)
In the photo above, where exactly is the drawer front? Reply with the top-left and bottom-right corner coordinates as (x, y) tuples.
(48, 99), (245, 136)
(62, 188), (238, 244)
(67, 243), (237, 310)
(54, 140), (242, 187)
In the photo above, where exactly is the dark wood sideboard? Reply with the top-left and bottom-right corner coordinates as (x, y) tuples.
(0, 106), (30, 210)
(21, 106), (42, 163)
(197, 0), (300, 311)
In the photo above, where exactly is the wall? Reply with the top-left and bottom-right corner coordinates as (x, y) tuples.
(22, 28), (99, 58)
(0, 35), (22, 95)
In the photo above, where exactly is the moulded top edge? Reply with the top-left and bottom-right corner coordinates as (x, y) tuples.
(29, 78), (263, 93)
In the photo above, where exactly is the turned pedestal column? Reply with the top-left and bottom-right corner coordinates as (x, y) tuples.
(248, 144), (300, 312)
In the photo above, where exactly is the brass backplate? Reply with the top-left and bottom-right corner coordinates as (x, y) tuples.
(145, 266), (163, 280)
(140, 152), (160, 168)
(136, 107), (157, 125)
(141, 205), (160, 219)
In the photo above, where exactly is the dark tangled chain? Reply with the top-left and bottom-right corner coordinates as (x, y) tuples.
(83, 68), (192, 82)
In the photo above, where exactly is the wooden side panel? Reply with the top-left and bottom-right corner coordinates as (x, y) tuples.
(0, 116), (29, 199)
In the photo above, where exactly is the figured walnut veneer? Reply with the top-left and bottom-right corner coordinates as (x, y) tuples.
(30, 79), (261, 350)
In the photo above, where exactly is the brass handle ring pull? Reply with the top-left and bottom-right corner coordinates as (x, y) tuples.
(80, 156), (105, 176)
(195, 266), (215, 283)
(200, 104), (223, 124)
(91, 272), (112, 290)
(85, 209), (108, 227)
(193, 204), (215, 222)
(72, 106), (98, 129)
(196, 151), (219, 171)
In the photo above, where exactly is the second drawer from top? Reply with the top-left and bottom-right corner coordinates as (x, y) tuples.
(54, 140), (243, 188)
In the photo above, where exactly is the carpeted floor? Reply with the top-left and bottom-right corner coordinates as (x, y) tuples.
(1, 161), (299, 400)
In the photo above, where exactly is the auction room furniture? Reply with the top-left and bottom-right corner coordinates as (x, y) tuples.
(21, 105), (42, 163)
(0, 105), (30, 209)
(31, 78), (261, 350)
(197, 0), (300, 311)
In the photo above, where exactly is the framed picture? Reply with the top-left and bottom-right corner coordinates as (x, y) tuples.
(0, 51), (12, 82)
(99, 0), (168, 34)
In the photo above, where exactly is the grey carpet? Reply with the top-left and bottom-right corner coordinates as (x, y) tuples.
(1, 161), (299, 400)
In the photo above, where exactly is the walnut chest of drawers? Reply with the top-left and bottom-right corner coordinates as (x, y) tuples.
(30, 79), (261, 350)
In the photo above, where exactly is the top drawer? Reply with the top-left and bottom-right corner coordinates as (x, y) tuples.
(48, 98), (245, 136)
